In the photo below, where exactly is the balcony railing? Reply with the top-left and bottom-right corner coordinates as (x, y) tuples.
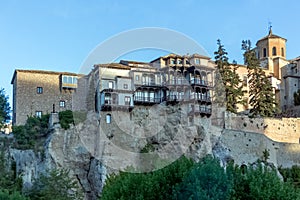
(190, 78), (212, 87)
(134, 96), (162, 104)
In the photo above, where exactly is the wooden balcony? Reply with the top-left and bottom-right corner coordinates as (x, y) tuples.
(133, 96), (163, 105)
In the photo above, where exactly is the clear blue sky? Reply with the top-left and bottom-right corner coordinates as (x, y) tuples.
(1, 0), (300, 106)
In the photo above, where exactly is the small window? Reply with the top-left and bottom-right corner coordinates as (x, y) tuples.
(171, 59), (176, 64)
(59, 100), (65, 108)
(123, 84), (128, 89)
(135, 75), (139, 81)
(177, 59), (182, 64)
(263, 48), (267, 57)
(195, 58), (200, 65)
(36, 111), (42, 118)
(272, 47), (277, 56)
(281, 48), (284, 57)
(37, 87), (43, 94)
(108, 81), (113, 89)
(106, 114), (111, 124)
(125, 96), (131, 105)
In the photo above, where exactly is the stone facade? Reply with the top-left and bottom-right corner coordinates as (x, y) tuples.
(11, 70), (80, 125)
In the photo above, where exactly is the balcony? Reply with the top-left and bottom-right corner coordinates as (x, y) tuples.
(190, 93), (212, 104)
(190, 78), (212, 87)
(189, 105), (212, 117)
(134, 96), (163, 105)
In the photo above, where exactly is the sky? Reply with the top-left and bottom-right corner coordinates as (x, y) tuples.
(1, 0), (300, 107)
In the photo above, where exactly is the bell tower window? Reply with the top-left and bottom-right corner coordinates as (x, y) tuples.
(272, 47), (277, 56)
(281, 48), (284, 57)
(263, 48), (267, 57)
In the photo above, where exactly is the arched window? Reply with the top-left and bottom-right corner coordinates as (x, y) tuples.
(281, 48), (284, 57)
(263, 48), (267, 57)
(272, 47), (277, 56)
(106, 114), (111, 124)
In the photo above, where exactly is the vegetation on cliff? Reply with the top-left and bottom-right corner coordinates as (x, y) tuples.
(101, 156), (300, 200)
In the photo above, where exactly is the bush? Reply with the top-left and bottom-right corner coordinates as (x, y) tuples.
(12, 114), (49, 150)
(59, 110), (87, 130)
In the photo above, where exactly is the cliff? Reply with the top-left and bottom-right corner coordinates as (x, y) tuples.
(8, 106), (300, 200)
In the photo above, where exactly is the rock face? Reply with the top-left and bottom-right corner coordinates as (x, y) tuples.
(8, 106), (300, 200)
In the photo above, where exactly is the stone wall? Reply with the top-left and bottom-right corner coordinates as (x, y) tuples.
(225, 112), (300, 143)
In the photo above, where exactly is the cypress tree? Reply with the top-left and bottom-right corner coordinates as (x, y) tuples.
(242, 40), (277, 117)
(214, 39), (245, 113)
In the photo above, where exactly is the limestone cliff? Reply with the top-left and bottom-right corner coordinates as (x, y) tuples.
(8, 106), (300, 200)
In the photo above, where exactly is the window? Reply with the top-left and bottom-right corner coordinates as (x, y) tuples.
(281, 48), (284, 57)
(59, 100), (65, 108)
(106, 114), (111, 124)
(263, 48), (267, 57)
(135, 75), (139, 81)
(177, 59), (182, 64)
(123, 84), (128, 89)
(272, 47), (277, 56)
(108, 81), (113, 89)
(37, 87), (43, 94)
(171, 59), (176, 64)
(36, 111), (42, 118)
(195, 58), (200, 65)
(62, 75), (77, 84)
(125, 96), (131, 105)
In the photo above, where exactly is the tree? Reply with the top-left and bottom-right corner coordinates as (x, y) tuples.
(0, 88), (10, 128)
(242, 40), (277, 117)
(174, 156), (233, 200)
(214, 39), (245, 113)
(27, 168), (83, 200)
(101, 156), (194, 200)
(230, 163), (300, 200)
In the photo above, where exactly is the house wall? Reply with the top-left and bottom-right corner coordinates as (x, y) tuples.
(12, 71), (76, 125)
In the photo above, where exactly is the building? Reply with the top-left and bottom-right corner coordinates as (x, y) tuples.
(11, 70), (79, 125)
(281, 57), (300, 112)
(92, 53), (215, 120)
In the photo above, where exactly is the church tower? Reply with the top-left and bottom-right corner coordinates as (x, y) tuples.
(255, 27), (287, 79)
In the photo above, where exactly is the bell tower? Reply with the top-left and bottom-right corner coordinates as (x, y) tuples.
(255, 26), (287, 79)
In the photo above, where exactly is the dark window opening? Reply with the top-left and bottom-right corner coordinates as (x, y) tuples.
(272, 47), (277, 56)
(37, 87), (43, 94)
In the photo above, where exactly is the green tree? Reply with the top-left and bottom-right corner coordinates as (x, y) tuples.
(27, 168), (83, 200)
(214, 39), (245, 113)
(0, 190), (28, 200)
(101, 156), (194, 200)
(230, 163), (300, 200)
(174, 156), (233, 200)
(0, 88), (10, 128)
(242, 40), (277, 117)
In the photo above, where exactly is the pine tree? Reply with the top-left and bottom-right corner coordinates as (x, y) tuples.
(242, 40), (277, 117)
(0, 88), (10, 128)
(214, 39), (245, 113)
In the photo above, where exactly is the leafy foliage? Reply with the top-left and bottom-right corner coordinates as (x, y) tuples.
(242, 40), (278, 117)
(0, 190), (28, 200)
(230, 163), (300, 200)
(59, 110), (87, 130)
(0, 88), (10, 128)
(101, 156), (194, 200)
(214, 39), (245, 113)
(12, 114), (49, 150)
(27, 168), (83, 200)
(294, 89), (300, 106)
(279, 165), (300, 188)
(174, 156), (233, 200)
(101, 156), (300, 200)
